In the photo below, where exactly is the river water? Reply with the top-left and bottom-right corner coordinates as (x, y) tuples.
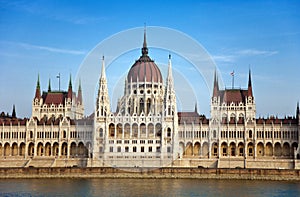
(0, 178), (299, 196)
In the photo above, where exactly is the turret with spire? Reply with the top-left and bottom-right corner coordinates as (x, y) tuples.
(213, 70), (219, 98)
(48, 78), (51, 92)
(12, 104), (16, 118)
(96, 56), (110, 118)
(35, 74), (41, 99)
(68, 74), (73, 99)
(248, 69), (253, 98)
(164, 54), (177, 117)
(77, 79), (83, 105)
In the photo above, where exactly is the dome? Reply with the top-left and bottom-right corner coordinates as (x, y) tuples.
(127, 31), (163, 83)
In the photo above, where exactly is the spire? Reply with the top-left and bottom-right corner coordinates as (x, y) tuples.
(77, 79), (83, 104)
(12, 104), (16, 118)
(35, 74), (41, 99)
(167, 54), (173, 84)
(213, 70), (219, 97)
(101, 56), (106, 79)
(48, 78), (51, 92)
(68, 74), (73, 99)
(194, 102), (198, 113)
(297, 101), (299, 118)
(248, 69), (253, 97)
(141, 25), (148, 56)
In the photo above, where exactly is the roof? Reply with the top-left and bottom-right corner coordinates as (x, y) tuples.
(218, 89), (249, 104)
(178, 112), (209, 124)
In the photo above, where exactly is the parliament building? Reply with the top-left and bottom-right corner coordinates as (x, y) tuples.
(0, 32), (299, 169)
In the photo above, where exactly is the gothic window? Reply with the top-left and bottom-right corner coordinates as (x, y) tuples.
(213, 130), (216, 138)
(63, 130), (67, 138)
(141, 146), (144, 152)
(147, 98), (151, 114)
(99, 128), (103, 138)
(133, 146), (137, 152)
(117, 147), (121, 152)
(149, 147), (152, 152)
(125, 147), (129, 152)
(109, 147), (113, 152)
(167, 147), (171, 153)
(249, 130), (253, 138)
(139, 98), (144, 114)
(167, 128), (171, 137)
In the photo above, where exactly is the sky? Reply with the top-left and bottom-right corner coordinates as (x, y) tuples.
(0, 0), (299, 118)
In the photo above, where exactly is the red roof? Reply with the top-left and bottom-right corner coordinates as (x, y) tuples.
(218, 89), (249, 104)
(178, 112), (208, 124)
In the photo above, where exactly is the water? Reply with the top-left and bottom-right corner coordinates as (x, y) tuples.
(0, 179), (299, 197)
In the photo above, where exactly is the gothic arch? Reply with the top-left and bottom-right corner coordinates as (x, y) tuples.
(283, 142), (290, 157)
(193, 142), (201, 156)
(28, 142), (34, 157)
(229, 142), (236, 156)
(274, 142), (281, 157)
(265, 142), (273, 156)
(45, 142), (51, 156)
(238, 142), (244, 156)
(257, 142), (264, 157)
(12, 142), (18, 156)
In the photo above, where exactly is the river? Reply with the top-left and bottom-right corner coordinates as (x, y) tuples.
(0, 178), (299, 196)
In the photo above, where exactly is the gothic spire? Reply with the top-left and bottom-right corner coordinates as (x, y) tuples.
(68, 74), (73, 99)
(141, 25), (148, 56)
(77, 79), (83, 104)
(48, 78), (51, 92)
(248, 69), (253, 97)
(35, 74), (41, 99)
(12, 104), (16, 118)
(213, 69), (219, 97)
(194, 102), (198, 113)
(101, 56), (106, 79)
(166, 54), (173, 84)
(297, 101), (299, 118)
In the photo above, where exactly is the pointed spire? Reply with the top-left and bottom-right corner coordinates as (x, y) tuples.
(68, 74), (73, 99)
(101, 56), (106, 79)
(141, 25), (148, 56)
(48, 78), (51, 92)
(248, 69), (253, 97)
(194, 102), (198, 113)
(167, 54), (173, 83)
(12, 104), (16, 118)
(213, 69), (219, 97)
(35, 74), (41, 99)
(296, 101), (299, 118)
(77, 79), (82, 104)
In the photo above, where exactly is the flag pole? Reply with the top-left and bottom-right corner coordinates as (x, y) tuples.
(231, 70), (234, 89)
(57, 73), (60, 91)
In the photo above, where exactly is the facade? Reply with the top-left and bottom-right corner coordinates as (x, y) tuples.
(0, 32), (299, 168)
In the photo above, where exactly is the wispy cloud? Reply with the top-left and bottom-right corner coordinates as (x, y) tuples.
(213, 48), (278, 63)
(236, 49), (278, 56)
(212, 55), (236, 63)
(2, 41), (86, 55)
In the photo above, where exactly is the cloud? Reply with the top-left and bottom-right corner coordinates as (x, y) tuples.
(236, 49), (278, 56)
(2, 41), (86, 55)
(212, 55), (235, 63)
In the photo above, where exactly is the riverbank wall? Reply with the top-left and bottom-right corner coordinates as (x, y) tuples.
(1, 167), (300, 181)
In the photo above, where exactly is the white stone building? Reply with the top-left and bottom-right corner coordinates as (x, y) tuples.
(0, 31), (299, 169)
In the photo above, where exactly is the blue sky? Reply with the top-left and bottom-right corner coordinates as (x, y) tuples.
(0, 0), (299, 118)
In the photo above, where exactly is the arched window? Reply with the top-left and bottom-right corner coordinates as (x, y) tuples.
(147, 98), (151, 114)
(249, 130), (253, 138)
(99, 128), (103, 138)
(139, 98), (144, 114)
(167, 128), (171, 137)
(213, 130), (216, 138)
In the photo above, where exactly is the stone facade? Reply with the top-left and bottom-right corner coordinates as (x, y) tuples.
(0, 32), (299, 168)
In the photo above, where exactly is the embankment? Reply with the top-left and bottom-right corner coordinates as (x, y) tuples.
(1, 167), (300, 181)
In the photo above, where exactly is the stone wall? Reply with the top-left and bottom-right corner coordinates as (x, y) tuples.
(0, 167), (300, 181)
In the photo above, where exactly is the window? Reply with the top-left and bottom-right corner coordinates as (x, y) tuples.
(148, 140), (153, 144)
(167, 147), (171, 153)
(117, 140), (122, 144)
(249, 130), (253, 138)
(167, 128), (171, 137)
(148, 147), (152, 152)
(156, 147), (161, 152)
(109, 140), (114, 144)
(124, 140), (129, 144)
(133, 146), (137, 152)
(140, 140), (145, 144)
(109, 147), (113, 152)
(117, 147), (121, 152)
(99, 147), (103, 153)
(125, 147), (129, 152)
(141, 147), (144, 152)
(132, 140), (137, 144)
(99, 128), (103, 138)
